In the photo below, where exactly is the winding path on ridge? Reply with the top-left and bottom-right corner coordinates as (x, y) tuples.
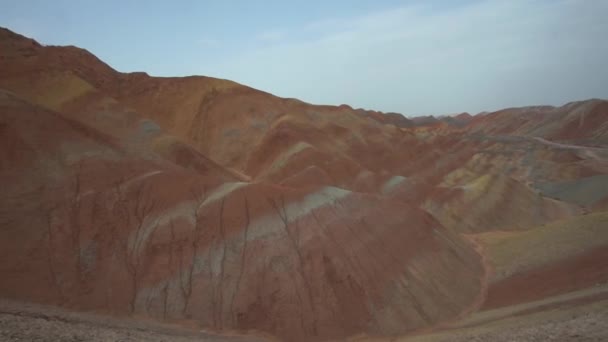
(531, 137), (607, 161)
(455, 234), (492, 320)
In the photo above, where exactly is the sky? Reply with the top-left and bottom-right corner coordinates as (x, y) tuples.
(1, 0), (607, 115)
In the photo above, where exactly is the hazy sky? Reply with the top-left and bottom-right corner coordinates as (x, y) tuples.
(1, 0), (607, 115)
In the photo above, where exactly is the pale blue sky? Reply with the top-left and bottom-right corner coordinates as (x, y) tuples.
(1, 0), (607, 115)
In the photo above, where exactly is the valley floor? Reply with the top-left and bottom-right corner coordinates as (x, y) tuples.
(0, 300), (269, 342)
(396, 284), (608, 342)
(1, 284), (607, 341)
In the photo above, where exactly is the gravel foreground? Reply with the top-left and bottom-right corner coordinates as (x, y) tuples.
(0, 300), (266, 342)
(1, 298), (607, 341)
(2, 309), (607, 342)
(0, 313), (242, 342)
(425, 310), (608, 342)
(401, 291), (608, 342)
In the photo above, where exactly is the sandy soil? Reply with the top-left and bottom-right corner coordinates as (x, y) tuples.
(407, 309), (608, 342)
(398, 285), (608, 342)
(4, 287), (603, 342)
(0, 300), (269, 342)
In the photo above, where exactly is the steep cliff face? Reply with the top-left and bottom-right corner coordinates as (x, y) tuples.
(1, 27), (607, 341)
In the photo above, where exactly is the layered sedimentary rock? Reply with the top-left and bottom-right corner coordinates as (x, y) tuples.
(1, 27), (608, 341)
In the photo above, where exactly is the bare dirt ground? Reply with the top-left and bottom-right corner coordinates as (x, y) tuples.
(397, 285), (608, 342)
(3, 294), (607, 342)
(0, 300), (270, 342)
(532, 137), (608, 160)
(2, 262), (607, 342)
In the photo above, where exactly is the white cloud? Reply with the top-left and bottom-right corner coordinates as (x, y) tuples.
(198, 37), (218, 46)
(255, 29), (288, 43)
(208, 0), (608, 115)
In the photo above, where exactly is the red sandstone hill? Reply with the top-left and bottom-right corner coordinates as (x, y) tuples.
(1, 27), (607, 341)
